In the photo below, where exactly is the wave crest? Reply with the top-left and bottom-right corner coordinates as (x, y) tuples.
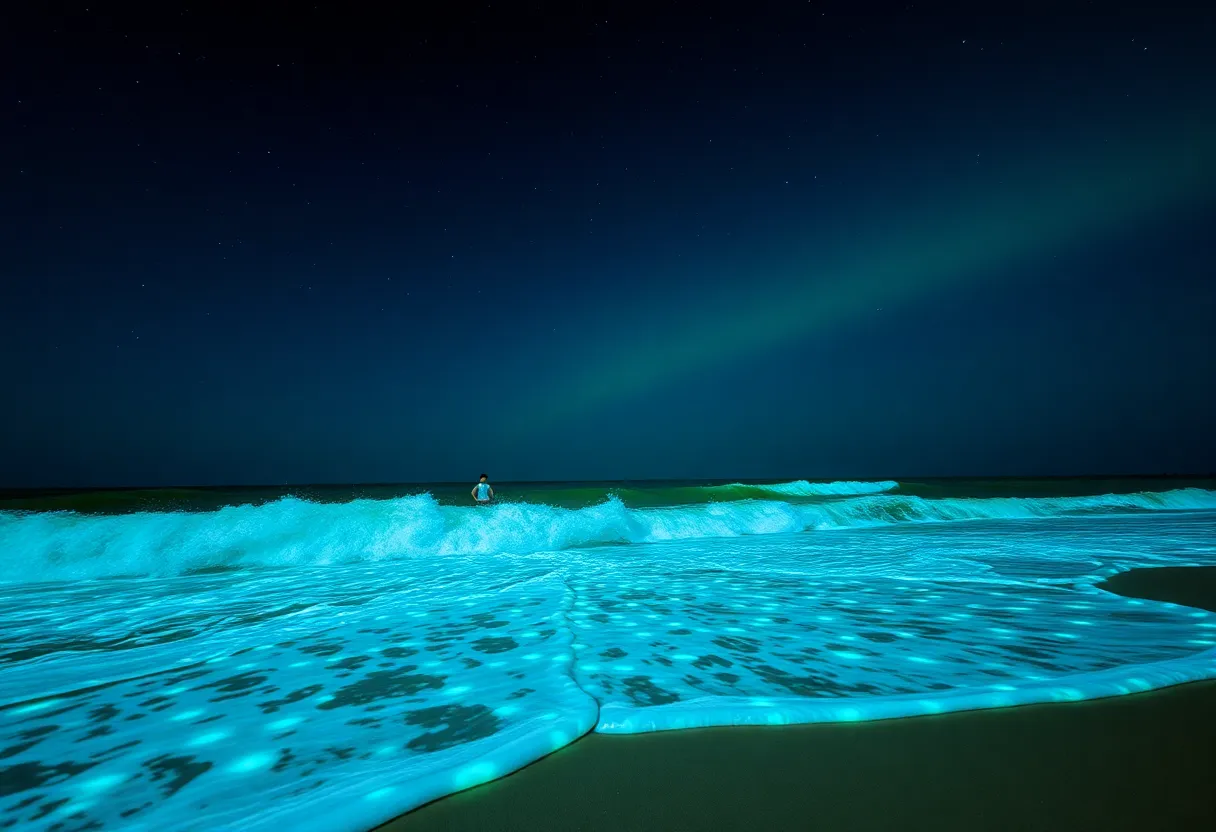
(707, 479), (899, 497)
(1, 488), (1213, 583)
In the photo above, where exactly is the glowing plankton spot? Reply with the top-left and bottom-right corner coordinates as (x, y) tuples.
(673, 654), (698, 661)
(549, 730), (570, 749)
(189, 730), (229, 747)
(365, 787), (396, 801)
(13, 699), (60, 715)
(81, 774), (125, 794)
(835, 707), (862, 721)
(267, 716), (302, 731)
(523, 653), (542, 661)
(453, 761), (497, 789)
(1052, 688), (1085, 702)
(171, 710), (204, 722)
(228, 752), (274, 773)
(907, 656), (938, 664)
(56, 800), (94, 817)
(443, 685), (472, 697)
(492, 704), (521, 718)
(920, 700), (945, 714)
(832, 651), (864, 660)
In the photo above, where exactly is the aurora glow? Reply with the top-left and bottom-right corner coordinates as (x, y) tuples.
(6, 2), (1215, 490)
(517, 116), (1216, 427)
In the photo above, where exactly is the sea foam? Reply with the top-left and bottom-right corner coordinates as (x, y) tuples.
(2, 508), (1216, 830)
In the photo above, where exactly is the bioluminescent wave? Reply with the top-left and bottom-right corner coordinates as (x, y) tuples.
(1, 485), (1214, 581)
(2, 482), (1216, 830)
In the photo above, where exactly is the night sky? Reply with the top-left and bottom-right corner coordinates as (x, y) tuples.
(4, 1), (1215, 487)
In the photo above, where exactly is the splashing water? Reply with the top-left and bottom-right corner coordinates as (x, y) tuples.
(2, 482), (1215, 830)
(2, 483), (1213, 582)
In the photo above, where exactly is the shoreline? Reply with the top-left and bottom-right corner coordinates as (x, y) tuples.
(382, 566), (1216, 831)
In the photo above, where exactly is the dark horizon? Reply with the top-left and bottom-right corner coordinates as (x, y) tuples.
(3, 471), (1214, 499)
(5, 1), (1215, 488)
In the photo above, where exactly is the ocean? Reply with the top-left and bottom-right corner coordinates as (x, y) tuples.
(2, 478), (1215, 830)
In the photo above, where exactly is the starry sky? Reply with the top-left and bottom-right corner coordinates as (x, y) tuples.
(3, 1), (1215, 487)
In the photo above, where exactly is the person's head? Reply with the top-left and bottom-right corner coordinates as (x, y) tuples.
(479, 474), (488, 482)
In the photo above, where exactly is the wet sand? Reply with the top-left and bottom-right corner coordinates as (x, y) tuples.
(383, 567), (1216, 831)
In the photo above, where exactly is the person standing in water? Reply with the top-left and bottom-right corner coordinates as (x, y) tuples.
(471, 474), (494, 504)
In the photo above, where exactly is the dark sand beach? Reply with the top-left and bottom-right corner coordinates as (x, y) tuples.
(385, 567), (1216, 831)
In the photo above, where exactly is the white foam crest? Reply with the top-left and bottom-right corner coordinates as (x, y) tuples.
(1, 488), (1214, 583)
(711, 479), (899, 496)
(796, 488), (1216, 529)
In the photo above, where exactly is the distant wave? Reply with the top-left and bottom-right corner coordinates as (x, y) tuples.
(1, 488), (1214, 583)
(706, 479), (899, 497)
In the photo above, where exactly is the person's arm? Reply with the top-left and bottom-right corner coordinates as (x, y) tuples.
(489, 486), (495, 498)
(471, 486), (478, 499)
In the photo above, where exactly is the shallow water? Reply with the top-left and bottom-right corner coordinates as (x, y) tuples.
(2, 482), (1215, 830)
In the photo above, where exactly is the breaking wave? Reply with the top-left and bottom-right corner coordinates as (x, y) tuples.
(2, 486), (1214, 582)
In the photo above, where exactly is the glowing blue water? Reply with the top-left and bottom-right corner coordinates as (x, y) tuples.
(2, 488), (1215, 830)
